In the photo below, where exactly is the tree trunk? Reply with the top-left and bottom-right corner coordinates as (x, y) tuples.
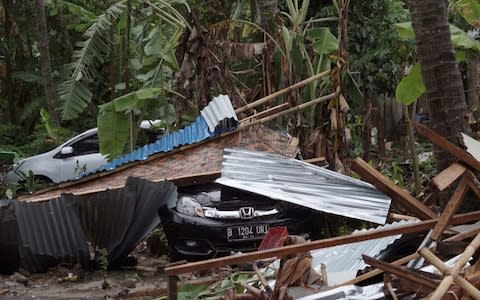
(35, 0), (59, 124)
(54, 0), (73, 56)
(3, 0), (16, 124)
(407, 0), (471, 172)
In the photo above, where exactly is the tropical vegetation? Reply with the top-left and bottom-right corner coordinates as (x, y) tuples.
(1, 0), (479, 197)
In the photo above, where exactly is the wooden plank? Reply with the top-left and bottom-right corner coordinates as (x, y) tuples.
(415, 123), (480, 172)
(430, 163), (466, 191)
(164, 210), (480, 276)
(351, 157), (436, 220)
(431, 177), (470, 241)
(362, 255), (438, 289)
(334, 253), (419, 287)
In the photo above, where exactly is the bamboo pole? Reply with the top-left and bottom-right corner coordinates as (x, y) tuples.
(235, 70), (331, 114)
(421, 232), (480, 299)
(238, 91), (338, 130)
(419, 247), (480, 299)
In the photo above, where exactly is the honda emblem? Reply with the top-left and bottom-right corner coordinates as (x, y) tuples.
(239, 207), (255, 219)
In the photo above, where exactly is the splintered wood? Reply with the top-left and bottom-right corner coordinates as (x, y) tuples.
(165, 123), (480, 300)
(355, 123), (480, 299)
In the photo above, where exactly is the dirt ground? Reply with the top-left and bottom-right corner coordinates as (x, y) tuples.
(0, 244), (173, 300)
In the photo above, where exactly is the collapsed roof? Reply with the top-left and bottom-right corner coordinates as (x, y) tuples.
(216, 148), (392, 224)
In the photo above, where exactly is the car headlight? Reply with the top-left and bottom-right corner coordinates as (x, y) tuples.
(176, 196), (204, 217)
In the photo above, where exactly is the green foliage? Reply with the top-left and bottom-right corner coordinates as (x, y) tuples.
(59, 1), (128, 120)
(97, 88), (162, 160)
(17, 170), (39, 194)
(394, 22), (480, 104)
(395, 63), (425, 105)
(348, 0), (410, 100)
(451, 0), (480, 27)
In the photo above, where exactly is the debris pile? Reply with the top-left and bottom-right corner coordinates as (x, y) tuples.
(161, 123), (480, 299)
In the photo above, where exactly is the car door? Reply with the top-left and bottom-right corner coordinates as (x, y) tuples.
(57, 133), (107, 181)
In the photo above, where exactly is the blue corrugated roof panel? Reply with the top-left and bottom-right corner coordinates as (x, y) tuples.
(82, 96), (238, 177)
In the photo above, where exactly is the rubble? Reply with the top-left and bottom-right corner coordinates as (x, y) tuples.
(161, 123), (480, 299)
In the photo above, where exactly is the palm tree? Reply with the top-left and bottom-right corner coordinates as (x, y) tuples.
(407, 0), (471, 171)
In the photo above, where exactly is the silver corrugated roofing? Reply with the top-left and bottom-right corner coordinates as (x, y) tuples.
(216, 148), (392, 224)
(201, 94), (238, 132)
(310, 220), (418, 283)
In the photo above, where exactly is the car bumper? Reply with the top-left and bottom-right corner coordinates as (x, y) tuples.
(3, 171), (20, 185)
(159, 207), (314, 261)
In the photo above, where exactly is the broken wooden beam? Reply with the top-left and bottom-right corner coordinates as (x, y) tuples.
(431, 177), (470, 241)
(415, 123), (480, 172)
(362, 255), (438, 289)
(430, 162), (466, 191)
(335, 253), (419, 287)
(351, 157), (437, 220)
(164, 210), (480, 277)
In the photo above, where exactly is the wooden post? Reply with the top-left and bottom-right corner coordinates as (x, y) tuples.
(168, 276), (178, 300)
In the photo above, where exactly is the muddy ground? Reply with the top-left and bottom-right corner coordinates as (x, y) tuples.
(0, 242), (177, 300)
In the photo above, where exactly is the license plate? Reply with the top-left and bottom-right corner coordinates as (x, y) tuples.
(227, 224), (269, 241)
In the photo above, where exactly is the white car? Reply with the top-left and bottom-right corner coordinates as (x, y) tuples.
(4, 121), (163, 185)
(4, 128), (106, 184)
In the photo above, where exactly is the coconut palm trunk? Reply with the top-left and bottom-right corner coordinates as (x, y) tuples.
(407, 0), (471, 172)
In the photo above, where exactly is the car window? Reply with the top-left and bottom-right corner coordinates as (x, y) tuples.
(70, 134), (100, 156)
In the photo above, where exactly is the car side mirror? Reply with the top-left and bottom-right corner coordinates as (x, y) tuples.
(60, 146), (74, 157)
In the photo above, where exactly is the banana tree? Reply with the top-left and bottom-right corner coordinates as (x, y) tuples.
(57, 0), (189, 160)
(395, 22), (480, 105)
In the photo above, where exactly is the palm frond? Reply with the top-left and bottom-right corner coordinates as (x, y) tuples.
(58, 79), (93, 120)
(58, 1), (128, 120)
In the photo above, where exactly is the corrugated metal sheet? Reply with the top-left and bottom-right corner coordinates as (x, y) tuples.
(201, 94), (238, 132)
(216, 148), (392, 224)
(0, 200), (20, 274)
(83, 95), (238, 176)
(14, 198), (90, 273)
(310, 220), (418, 278)
(295, 283), (385, 300)
(108, 178), (177, 262)
(72, 178), (177, 263)
(0, 178), (177, 273)
(69, 188), (135, 255)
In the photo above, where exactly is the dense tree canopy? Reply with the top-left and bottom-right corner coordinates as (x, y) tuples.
(0, 0), (478, 174)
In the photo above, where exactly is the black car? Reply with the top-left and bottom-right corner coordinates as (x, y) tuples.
(158, 183), (317, 261)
